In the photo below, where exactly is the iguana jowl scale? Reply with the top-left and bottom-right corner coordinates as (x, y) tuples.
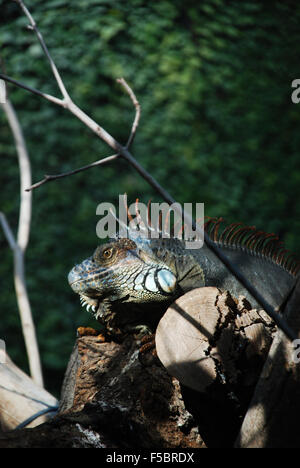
(68, 219), (299, 338)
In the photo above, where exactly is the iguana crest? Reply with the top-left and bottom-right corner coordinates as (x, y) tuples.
(204, 217), (300, 278)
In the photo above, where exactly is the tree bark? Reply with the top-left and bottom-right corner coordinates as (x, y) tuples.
(235, 278), (300, 448)
(156, 287), (275, 447)
(0, 334), (205, 448)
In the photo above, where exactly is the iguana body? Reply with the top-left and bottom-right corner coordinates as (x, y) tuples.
(68, 219), (299, 338)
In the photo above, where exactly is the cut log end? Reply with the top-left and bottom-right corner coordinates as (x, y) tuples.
(156, 287), (274, 393)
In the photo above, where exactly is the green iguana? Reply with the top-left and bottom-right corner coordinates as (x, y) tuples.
(68, 217), (299, 338)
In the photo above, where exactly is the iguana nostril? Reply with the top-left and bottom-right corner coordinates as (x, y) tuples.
(68, 267), (80, 286)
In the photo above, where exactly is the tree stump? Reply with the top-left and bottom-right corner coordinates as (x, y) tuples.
(235, 278), (300, 448)
(0, 333), (205, 448)
(155, 287), (275, 446)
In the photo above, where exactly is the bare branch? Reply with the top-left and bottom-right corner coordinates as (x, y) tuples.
(26, 153), (120, 191)
(15, 0), (70, 101)
(0, 73), (64, 106)
(0, 213), (43, 388)
(0, 71), (121, 147)
(117, 77), (141, 148)
(1, 98), (44, 388)
(2, 100), (32, 250)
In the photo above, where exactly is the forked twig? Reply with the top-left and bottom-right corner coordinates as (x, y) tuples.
(117, 77), (141, 148)
(26, 153), (120, 191)
(0, 98), (43, 388)
(25, 76), (140, 191)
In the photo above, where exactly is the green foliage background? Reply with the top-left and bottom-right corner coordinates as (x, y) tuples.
(0, 0), (299, 396)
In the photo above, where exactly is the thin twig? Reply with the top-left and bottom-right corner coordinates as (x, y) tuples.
(0, 211), (44, 388)
(26, 153), (120, 191)
(25, 75), (140, 190)
(15, 0), (70, 102)
(0, 73), (64, 106)
(117, 78), (141, 148)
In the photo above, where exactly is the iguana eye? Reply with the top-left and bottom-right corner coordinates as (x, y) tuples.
(103, 248), (113, 259)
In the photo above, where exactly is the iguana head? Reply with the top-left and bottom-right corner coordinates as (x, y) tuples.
(68, 236), (179, 314)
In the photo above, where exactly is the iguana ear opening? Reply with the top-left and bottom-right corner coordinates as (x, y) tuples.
(149, 244), (205, 293)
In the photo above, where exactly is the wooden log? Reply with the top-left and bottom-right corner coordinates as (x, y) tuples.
(0, 285), (285, 448)
(155, 287), (275, 446)
(235, 278), (300, 448)
(0, 352), (58, 431)
(156, 287), (274, 393)
(0, 334), (206, 448)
